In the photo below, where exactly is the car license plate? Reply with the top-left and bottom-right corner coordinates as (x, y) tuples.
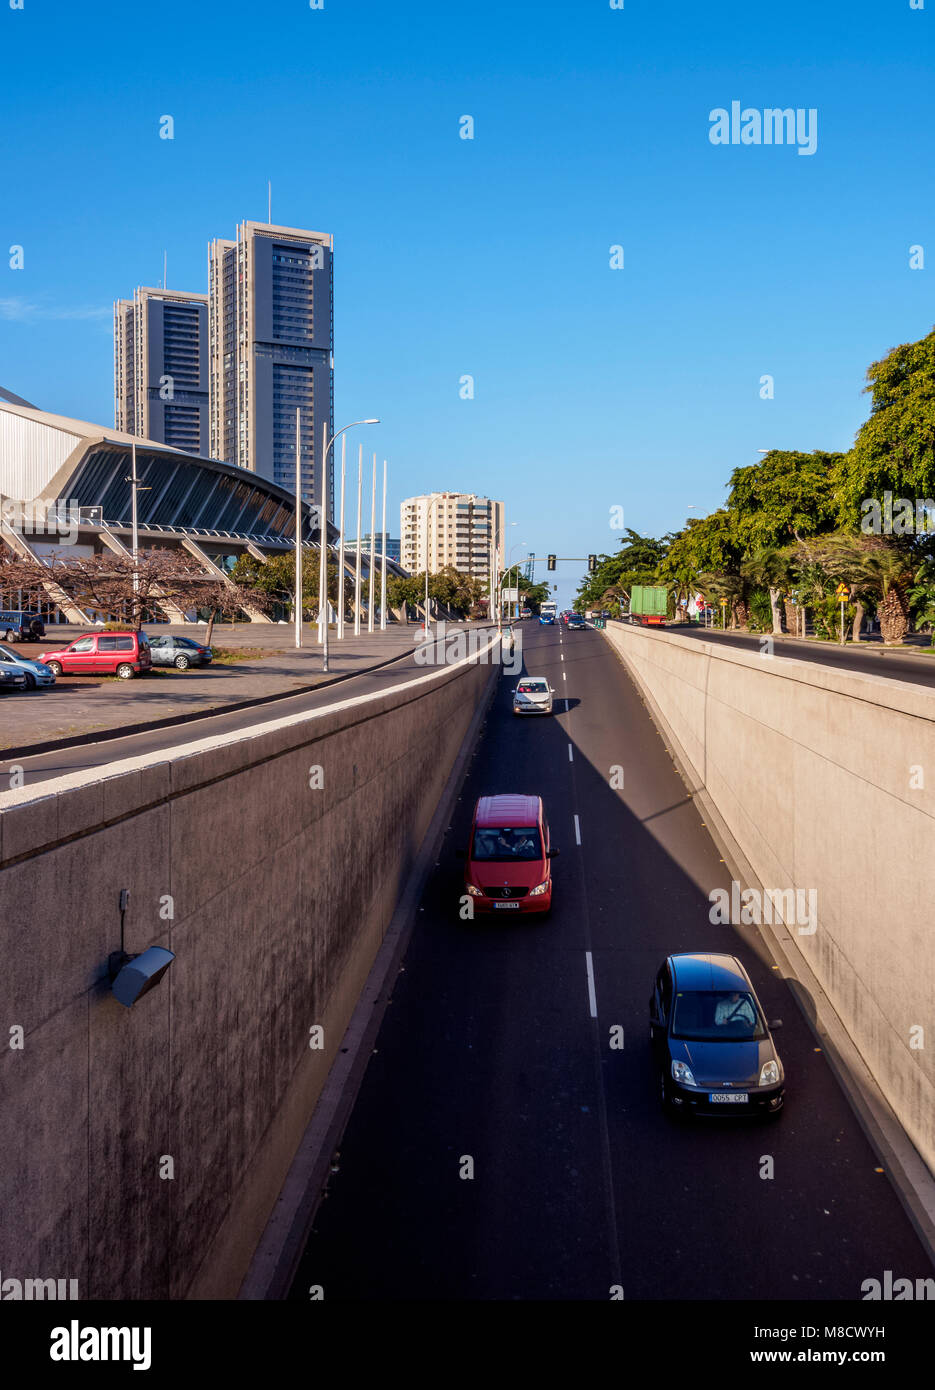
(493, 902), (520, 910)
(709, 1091), (748, 1104)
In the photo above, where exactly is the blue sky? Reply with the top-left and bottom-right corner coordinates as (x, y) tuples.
(1, 0), (933, 605)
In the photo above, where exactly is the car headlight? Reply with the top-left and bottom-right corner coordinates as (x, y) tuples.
(671, 1060), (697, 1087)
(466, 884), (484, 897)
(759, 1059), (780, 1086)
(528, 880), (550, 897)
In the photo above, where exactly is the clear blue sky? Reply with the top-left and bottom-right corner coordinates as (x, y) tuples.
(1, 0), (932, 606)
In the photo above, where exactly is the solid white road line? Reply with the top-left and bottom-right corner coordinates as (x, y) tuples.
(585, 951), (597, 1018)
(567, 743), (573, 761)
(574, 814), (581, 844)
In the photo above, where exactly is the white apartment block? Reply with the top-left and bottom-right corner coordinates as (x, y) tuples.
(400, 492), (504, 586)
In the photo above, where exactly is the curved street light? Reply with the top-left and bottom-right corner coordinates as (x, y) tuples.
(498, 541), (527, 634)
(295, 416), (379, 663)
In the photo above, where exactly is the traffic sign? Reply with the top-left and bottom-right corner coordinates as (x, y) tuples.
(835, 583), (849, 599)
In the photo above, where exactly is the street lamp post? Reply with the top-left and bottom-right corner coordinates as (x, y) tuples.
(337, 435), (347, 640)
(125, 441), (151, 626)
(318, 420), (328, 657)
(300, 417), (379, 661)
(423, 494), (440, 633)
(294, 411), (303, 649)
(354, 446), (363, 637)
(380, 458), (388, 631)
(499, 542), (526, 631)
(368, 453), (377, 634)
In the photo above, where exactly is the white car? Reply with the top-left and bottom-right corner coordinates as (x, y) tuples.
(512, 676), (554, 715)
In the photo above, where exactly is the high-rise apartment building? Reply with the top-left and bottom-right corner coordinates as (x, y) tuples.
(114, 288), (209, 455)
(400, 492), (504, 586)
(208, 221), (334, 509)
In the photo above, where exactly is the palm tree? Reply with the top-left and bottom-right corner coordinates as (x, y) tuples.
(696, 572), (746, 628)
(741, 546), (795, 635)
(908, 557), (935, 646)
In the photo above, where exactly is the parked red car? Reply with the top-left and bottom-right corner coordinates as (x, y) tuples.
(461, 793), (557, 915)
(38, 631), (152, 679)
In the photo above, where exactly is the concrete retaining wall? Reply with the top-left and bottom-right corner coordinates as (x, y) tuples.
(603, 621), (935, 1175)
(0, 641), (498, 1299)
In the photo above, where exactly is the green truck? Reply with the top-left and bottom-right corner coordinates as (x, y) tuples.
(628, 585), (668, 626)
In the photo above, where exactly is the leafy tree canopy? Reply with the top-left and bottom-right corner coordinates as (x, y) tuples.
(834, 326), (935, 524)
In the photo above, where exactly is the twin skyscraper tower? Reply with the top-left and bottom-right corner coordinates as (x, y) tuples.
(114, 221), (334, 510)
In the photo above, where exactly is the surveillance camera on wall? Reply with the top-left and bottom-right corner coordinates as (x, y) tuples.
(110, 946), (175, 1008)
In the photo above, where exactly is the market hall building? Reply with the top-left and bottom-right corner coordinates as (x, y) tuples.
(0, 392), (402, 625)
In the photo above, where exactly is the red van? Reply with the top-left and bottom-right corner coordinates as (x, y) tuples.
(38, 631), (151, 679)
(462, 794), (557, 915)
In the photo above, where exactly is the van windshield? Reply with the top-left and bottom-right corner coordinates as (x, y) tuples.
(471, 827), (542, 861)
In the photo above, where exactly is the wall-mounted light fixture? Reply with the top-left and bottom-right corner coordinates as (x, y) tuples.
(108, 889), (175, 1008)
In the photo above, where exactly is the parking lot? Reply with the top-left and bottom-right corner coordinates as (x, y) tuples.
(0, 622), (418, 752)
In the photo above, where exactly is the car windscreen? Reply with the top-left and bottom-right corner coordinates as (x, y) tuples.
(471, 826), (542, 861)
(516, 681), (547, 693)
(671, 991), (767, 1041)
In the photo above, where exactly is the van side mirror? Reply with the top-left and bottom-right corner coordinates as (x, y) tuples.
(768, 1019), (783, 1029)
(547, 848), (560, 858)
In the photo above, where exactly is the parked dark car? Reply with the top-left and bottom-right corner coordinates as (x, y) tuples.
(0, 664), (28, 692)
(146, 634), (213, 670)
(0, 610), (46, 643)
(650, 953), (784, 1118)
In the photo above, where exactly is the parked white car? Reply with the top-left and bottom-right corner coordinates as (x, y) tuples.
(512, 676), (554, 715)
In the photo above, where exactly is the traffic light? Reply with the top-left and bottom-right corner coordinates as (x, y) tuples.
(547, 554), (556, 571)
(587, 553), (597, 572)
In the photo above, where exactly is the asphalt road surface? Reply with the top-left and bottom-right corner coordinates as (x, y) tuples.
(289, 620), (932, 1301)
(673, 624), (935, 688)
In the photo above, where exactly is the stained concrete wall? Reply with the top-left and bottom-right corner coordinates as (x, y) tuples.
(603, 621), (935, 1174)
(0, 642), (497, 1299)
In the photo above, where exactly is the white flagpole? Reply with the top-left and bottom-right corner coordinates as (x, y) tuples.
(368, 452), (376, 633)
(380, 458), (387, 630)
(318, 420), (328, 644)
(337, 434), (346, 640)
(354, 444), (362, 636)
(294, 409), (302, 649)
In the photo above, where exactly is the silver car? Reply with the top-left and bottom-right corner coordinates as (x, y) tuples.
(512, 675), (554, 715)
(0, 642), (55, 689)
(146, 634), (213, 669)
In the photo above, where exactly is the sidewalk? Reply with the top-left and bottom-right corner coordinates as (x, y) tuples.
(0, 622), (422, 753)
(673, 623), (935, 660)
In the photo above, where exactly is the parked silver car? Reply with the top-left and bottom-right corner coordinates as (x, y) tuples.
(146, 634), (213, 670)
(0, 664), (28, 692)
(0, 642), (55, 689)
(512, 675), (554, 715)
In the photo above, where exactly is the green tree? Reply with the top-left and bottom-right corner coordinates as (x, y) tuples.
(659, 511), (751, 625)
(728, 451), (840, 548)
(833, 326), (935, 526)
(576, 529), (668, 610)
